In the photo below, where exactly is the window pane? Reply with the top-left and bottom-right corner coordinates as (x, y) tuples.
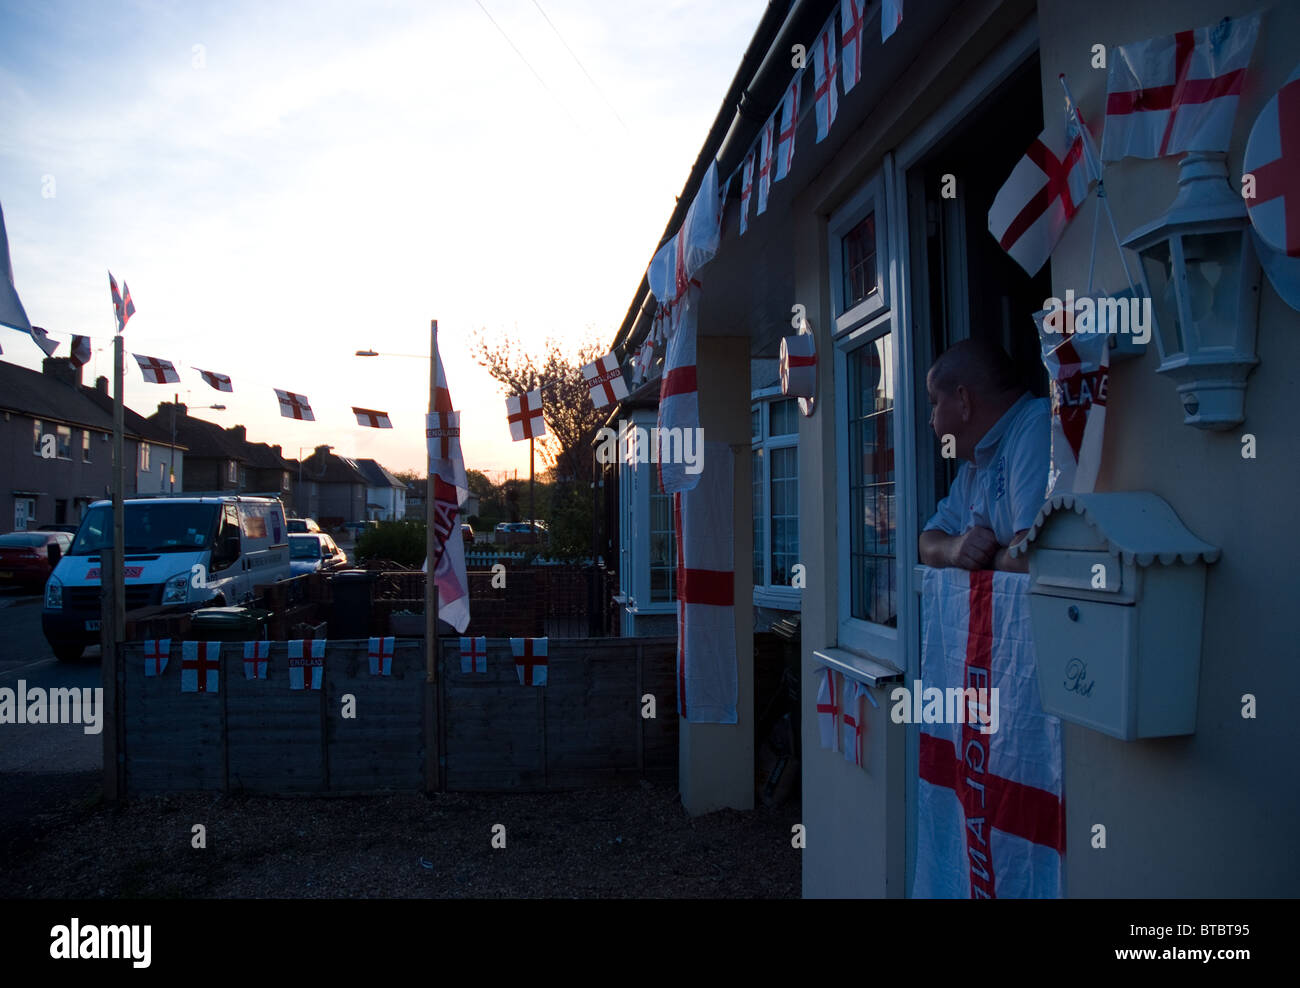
(752, 449), (764, 586)
(649, 486), (676, 602)
(769, 398), (798, 437)
(847, 334), (896, 626)
(769, 445), (798, 586)
(57, 425), (72, 460)
(842, 212), (878, 312)
(82, 430), (91, 462)
(751, 406), (761, 440)
(33, 419), (42, 455)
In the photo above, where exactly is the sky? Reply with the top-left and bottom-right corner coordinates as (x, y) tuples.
(0, 0), (763, 479)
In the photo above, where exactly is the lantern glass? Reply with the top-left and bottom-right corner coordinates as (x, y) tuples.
(1181, 232), (1242, 349)
(1140, 239), (1183, 356)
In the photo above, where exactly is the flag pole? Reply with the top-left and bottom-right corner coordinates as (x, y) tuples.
(426, 319), (440, 685)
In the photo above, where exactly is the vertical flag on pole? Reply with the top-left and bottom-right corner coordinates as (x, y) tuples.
(422, 343), (471, 634)
(108, 271), (135, 332)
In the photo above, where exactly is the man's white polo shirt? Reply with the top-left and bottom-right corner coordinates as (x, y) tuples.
(923, 392), (1050, 546)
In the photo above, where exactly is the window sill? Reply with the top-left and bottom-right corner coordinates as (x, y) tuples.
(813, 646), (904, 689)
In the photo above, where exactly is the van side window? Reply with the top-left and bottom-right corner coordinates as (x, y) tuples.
(222, 505), (240, 547)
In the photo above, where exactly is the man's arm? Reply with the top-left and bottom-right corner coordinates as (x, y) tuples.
(992, 529), (1030, 573)
(920, 526), (999, 570)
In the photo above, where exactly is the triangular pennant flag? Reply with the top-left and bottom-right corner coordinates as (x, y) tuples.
(108, 271), (135, 332)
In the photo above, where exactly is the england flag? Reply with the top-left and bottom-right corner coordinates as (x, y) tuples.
(243, 640), (270, 680)
(421, 344), (471, 634)
(354, 406), (393, 429)
(288, 638), (326, 691)
(275, 388), (315, 421)
(774, 75), (800, 181)
(505, 390), (545, 441)
(756, 117), (774, 216)
(197, 367), (233, 392)
(510, 637), (548, 686)
(459, 636), (487, 674)
(0, 200), (34, 338)
(815, 667), (841, 751)
(134, 353), (181, 384)
(840, 0), (867, 93)
(582, 352), (629, 410)
(180, 640), (221, 694)
(70, 335), (92, 367)
(367, 636), (395, 676)
(811, 22), (839, 143)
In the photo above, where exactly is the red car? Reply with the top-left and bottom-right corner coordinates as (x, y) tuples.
(0, 531), (74, 591)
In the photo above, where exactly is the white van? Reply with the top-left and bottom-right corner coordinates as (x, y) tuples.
(42, 495), (291, 661)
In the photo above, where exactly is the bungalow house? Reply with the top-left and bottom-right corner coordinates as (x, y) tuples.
(354, 458), (408, 521)
(607, 0), (1298, 898)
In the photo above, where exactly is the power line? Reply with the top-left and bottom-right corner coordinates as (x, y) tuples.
(473, 0), (580, 130)
(530, 0), (629, 132)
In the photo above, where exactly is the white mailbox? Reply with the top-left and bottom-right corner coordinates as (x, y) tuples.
(1011, 492), (1220, 741)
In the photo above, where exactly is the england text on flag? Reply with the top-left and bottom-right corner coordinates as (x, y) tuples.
(133, 353), (181, 384)
(108, 271), (135, 332)
(505, 389), (545, 441)
(774, 75), (800, 181)
(0, 200), (34, 337)
(353, 406), (393, 429)
(275, 388), (315, 421)
(1102, 12), (1260, 162)
(840, 0), (866, 94)
(988, 121), (1094, 277)
(288, 638), (326, 690)
(582, 352), (629, 410)
(812, 21), (839, 143)
(756, 117), (775, 216)
(196, 367), (233, 392)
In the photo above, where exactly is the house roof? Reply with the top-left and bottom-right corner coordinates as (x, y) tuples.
(302, 449), (369, 485)
(80, 384), (176, 445)
(148, 405), (247, 461)
(353, 458), (407, 489)
(0, 359), (156, 440)
(242, 440), (292, 471)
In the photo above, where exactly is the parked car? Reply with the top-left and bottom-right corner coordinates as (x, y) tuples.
(287, 517), (321, 534)
(493, 521), (548, 546)
(289, 533), (349, 575)
(0, 531), (73, 591)
(461, 523), (475, 547)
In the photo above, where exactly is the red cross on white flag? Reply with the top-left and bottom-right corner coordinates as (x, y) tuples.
(505, 389), (545, 441)
(288, 638), (326, 690)
(108, 271), (135, 332)
(739, 151), (755, 236)
(756, 117), (775, 216)
(70, 335), (92, 367)
(133, 353), (180, 384)
(459, 636), (487, 674)
(367, 636), (395, 676)
(1245, 66), (1300, 258)
(815, 667), (841, 752)
(143, 638), (171, 677)
(988, 121), (1094, 277)
(774, 75), (800, 182)
(243, 640), (270, 680)
(1102, 13), (1259, 162)
(510, 637), (548, 686)
(196, 367), (233, 392)
(353, 406), (393, 429)
(181, 640), (221, 693)
(275, 388), (315, 421)
(881, 0), (903, 44)
(840, 0), (866, 94)
(841, 679), (868, 766)
(812, 23), (838, 143)
(582, 352), (629, 410)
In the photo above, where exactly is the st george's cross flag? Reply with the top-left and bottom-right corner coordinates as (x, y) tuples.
(505, 389), (545, 441)
(243, 640), (270, 680)
(815, 666), (842, 751)
(143, 638), (171, 677)
(841, 678), (868, 767)
(70, 335), (91, 367)
(774, 75), (800, 182)
(648, 160), (722, 494)
(739, 150), (756, 235)
(583, 352), (629, 410)
(353, 406), (392, 429)
(368, 636), (395, 676)
(28, 325), (58, 357)
(459, 636), (487, 674)
(1243, 64), (1300, 259)
(988, 118), (1094, 277)
(1102, 12), (1260, 162)
(196, 367), (233, 392)
(510, 637), (548, 686)
(914, 568), (1065, 899)
(673, 441), (736, 723)
(180, 641), (221, 693)
(108, 271), (135, 332)
(0, 200), (35, 341)
(134, 353), (180, 384)
(275, 388), (315, 421)
(840, 0), (867, 94)
(881, 0), (904, 44)
(288, 638), (326, 690)
(812, 20), (839, 143)
(756, 116), (775, 216)
(420, 343), (471, 634)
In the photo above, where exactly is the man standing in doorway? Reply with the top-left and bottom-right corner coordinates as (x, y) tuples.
(917, 339), (1049, 573)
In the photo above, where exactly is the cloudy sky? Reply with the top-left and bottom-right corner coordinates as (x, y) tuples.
(0, 0), (762, 479)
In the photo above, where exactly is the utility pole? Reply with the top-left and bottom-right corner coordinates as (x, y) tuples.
(169, 393), (176, 493)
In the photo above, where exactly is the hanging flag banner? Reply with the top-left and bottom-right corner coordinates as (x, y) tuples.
(243, 641), (270, 680)
(459, 636), (487, 674)
(674, 440), (736, 723)
(288, 638), (326, 690)
(354, 406), (393, 429)
(915, 568), (1064, 899)
(816, 667), (841, 751)
(70, 335), (91, 367)
(367, 636), (395, 676)
(812, 21), (839, 143)
(425, 411), (466, 491)
(582, 352), (629, 410)
(196, 367), (233, 392)
(181, 641), (221, 694)
(133, 353), (181, 384)
(143, 638), (171, 677)
(774, 75), (800, 181)
(988, 121), (1094, 277)
(739, 151), (756, 236)
(1102, 12), (1260, 162)
(28, 325), (58, 357)
(108, 271), (135, 332)
(841, 679), (868, 766)
(510, 637), (548, 686)
(840, 0), (866, 94)
(0, 200), (34, 340)
(1035, 305), (1110, 497)
(882, 0), (904, 44)
(275, 388), (315, 421)
(505, 389), (545, 441)
(756, 117), (775, 216)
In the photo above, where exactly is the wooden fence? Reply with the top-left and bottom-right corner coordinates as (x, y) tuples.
(119, 636), (677, 796)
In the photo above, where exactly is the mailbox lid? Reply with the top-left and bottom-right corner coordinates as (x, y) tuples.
(1029, 548), (1134, 602)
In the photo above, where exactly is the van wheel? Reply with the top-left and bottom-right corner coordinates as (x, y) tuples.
(53, 644), (84, 662)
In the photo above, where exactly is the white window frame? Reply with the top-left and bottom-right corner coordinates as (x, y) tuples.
(617, 408), (676, 619)
(751, 387), (801, 611)
(139, 442), (150, 471)
(228, 460), (237, 483)
(82, 429), (92, 463)
(830, 173), (891, 335)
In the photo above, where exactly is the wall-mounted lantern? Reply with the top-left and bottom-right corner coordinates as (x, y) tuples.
(1122, 152), (1262, 430)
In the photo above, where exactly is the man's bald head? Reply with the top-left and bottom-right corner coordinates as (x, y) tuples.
(927, 338), (1020, 400)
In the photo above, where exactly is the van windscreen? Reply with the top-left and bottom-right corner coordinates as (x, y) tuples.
(71, 503), (221, 555)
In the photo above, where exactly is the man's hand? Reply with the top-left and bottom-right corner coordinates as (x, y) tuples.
(919, 526), (999, 570)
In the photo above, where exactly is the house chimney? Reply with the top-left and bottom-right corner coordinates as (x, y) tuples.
(315, 444), (331, 456)
(96, 375), (109, 394)
(43, 356), (80, 388)
(271, 445), (282, 457)
(228, 425), (247, 443)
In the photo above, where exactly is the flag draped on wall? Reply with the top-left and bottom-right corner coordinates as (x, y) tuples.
(143, 639), (171, 677)
(243, 641), (269, 680)
(673, 440), (736, 723)
(914, 568), (1064, 899)
(133, 353), (180, 384)
(368, 636), (395, 676)
(423, 345), (471, 635)
(1102, 12), (1260, 162)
